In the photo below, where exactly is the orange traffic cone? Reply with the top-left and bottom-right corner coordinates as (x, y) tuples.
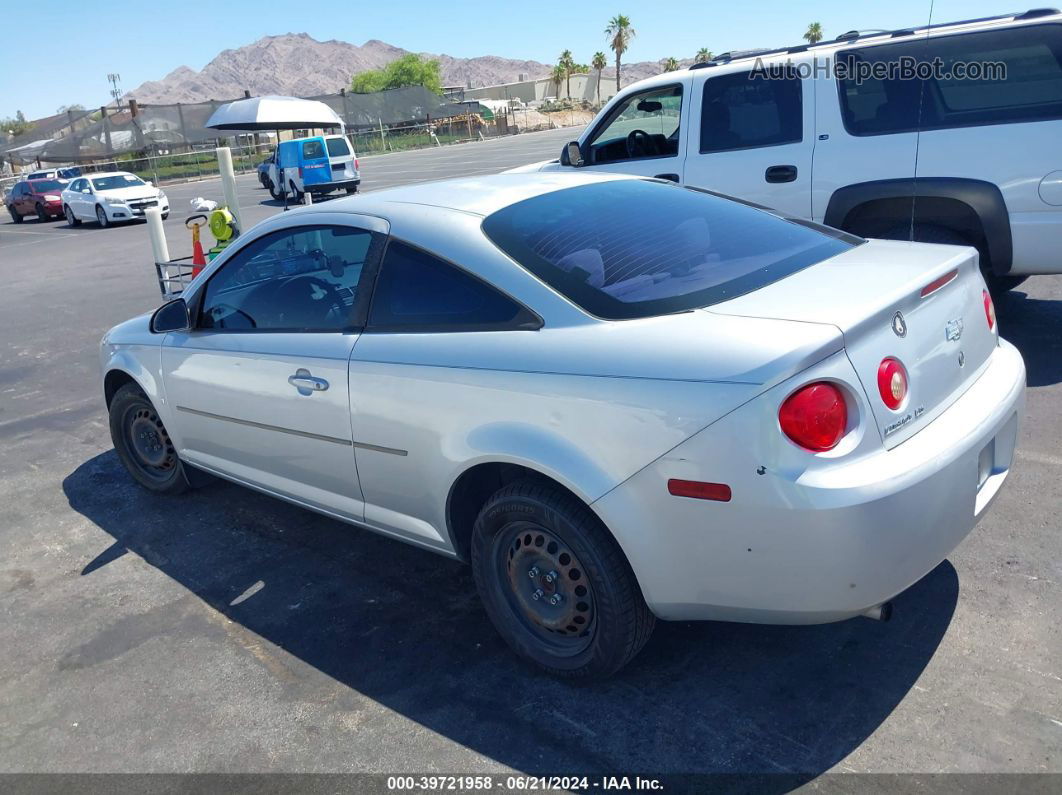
(190, 222), (207, 278)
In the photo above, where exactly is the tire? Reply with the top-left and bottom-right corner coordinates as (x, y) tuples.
(471, 479), (655, 679)
(289, 180), (304, 204)
(345, 185), (358, 194)
(161, 212), (169, 220)
(8, 205), (23, 224)
(35, 203), (48, 222)
(269, 180), (284, 201)
(95, 204), (110, 228)
(881, 222), (1027, 295)
(109, 383), (188, 495)
(64, 205), (81, 227)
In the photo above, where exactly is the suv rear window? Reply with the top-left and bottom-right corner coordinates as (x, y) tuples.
(482, 180), (857, 320)
(326, 137), (351, 157)
(838, 24), (1062, 135)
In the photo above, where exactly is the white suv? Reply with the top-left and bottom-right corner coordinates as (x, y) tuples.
(516, 9), (1062, 291)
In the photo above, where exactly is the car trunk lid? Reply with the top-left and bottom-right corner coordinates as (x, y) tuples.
(709, 239), (997, 448)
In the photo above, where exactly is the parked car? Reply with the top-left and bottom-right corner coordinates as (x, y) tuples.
(5, 179), (66, 223)
(257, 150), (276, 189)
(512, 9), (1062, 293)
(272, 134), (360, 202)
(101, 173), (1025, 678)
(27, 166), (81, 180)
(61, 172), (169, 228)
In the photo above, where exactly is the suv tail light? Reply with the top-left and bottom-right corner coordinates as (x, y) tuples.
(877, 358), (908, 410)
(354, 158), (360, 171)
(983, 289), (996, 331)
(778, 382), (847, 452)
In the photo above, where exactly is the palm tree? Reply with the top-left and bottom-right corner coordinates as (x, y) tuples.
(663, 56), (679, 72)
(804, 22), (824, 44)
(695, 47), (713, 63)
(591, 51), (607, 103)
(559, 49), (576, 98)
(550, 64), (567, 99)
(605, 14), (636, 91)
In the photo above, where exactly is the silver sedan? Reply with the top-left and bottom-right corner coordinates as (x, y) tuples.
(100, 173), (1025, 677)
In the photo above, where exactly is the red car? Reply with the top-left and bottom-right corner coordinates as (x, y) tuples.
(5, 179), (67, 223)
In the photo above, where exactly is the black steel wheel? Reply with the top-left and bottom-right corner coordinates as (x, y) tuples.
(109, 383), (187, 495)
(471, 479), (654, 679)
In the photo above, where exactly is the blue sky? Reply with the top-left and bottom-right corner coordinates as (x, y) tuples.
(3, 0), (1016, 120)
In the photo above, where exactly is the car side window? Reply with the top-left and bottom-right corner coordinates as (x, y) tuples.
(302, 140), (325, 159)
(199, 225), (376, 332)
(586, 85), (683, 164)
(700, 66), (803, 153)
(367, 240), (537, 331)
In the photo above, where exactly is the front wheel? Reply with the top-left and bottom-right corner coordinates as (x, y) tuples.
(109, 383), (187, 495)
(268, 180), (284, 201)
(64, 205), (81, 226)
(471, 479), (655, 679)
(95, 204), (110, 228)
(35, 203), (49, 222)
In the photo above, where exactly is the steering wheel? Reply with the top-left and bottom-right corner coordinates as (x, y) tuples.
(625, 129), (655, 159)
(276, 274), (347, 323)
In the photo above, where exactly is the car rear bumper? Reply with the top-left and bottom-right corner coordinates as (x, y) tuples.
(307, 178), (360, 193)
(593, 339), (1026, 623)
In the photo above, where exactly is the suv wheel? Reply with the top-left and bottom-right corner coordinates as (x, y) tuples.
(64, 205), (81, 226)
(471, 479), (655, 679)
(95, 204), (110, 228)
(109, 383), (188, 495)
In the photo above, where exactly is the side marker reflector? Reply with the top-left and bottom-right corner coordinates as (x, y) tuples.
(667, 479), (732, 502)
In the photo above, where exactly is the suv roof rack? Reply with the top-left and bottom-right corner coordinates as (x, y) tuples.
(687, 8), (1061, 72)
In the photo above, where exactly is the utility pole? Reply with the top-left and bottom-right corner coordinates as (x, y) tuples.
(107, 73), (123, 109)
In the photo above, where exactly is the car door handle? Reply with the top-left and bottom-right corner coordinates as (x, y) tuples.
(654, 173), (680, 183)
(765, 165), (798, 183)
(288, 370), (329, 393)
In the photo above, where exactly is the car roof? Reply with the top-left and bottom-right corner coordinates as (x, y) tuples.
(316, 171), (637, 218)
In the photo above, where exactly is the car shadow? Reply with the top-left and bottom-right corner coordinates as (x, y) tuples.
(64, 451), (957, 781)
(996, 288), (1062, 387)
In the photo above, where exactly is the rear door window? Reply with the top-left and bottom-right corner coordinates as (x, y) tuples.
(326, 137), (351, 157)
(700, 66), (803, 152)
(838, 24), (1062, 134)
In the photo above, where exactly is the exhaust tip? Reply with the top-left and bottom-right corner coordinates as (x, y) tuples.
(861, 601), (893, 622)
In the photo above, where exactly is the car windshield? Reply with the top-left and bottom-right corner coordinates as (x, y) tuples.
(30, 180), (64, 192)
(92, 174), (145, 191)
(326, 137), (351, 157)
(481, 180), (860, 320)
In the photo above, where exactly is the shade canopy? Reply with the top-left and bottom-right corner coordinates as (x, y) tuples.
(205, 95), (344, 131)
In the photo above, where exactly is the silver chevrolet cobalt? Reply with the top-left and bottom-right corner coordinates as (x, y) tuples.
(101, 173), (1025, 677)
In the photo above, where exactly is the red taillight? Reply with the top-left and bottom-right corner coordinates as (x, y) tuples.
(983, 289), (996, 331)
(778, 382), (847, 452)
(877, 358), (908, 410)
(920, 269), (958, 297)
(667, 479), (732, 502)
(298, 166), (304, 178)
(354, 158), (360, 170)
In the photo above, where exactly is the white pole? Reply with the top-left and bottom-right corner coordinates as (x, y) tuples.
(146, 207), (170, 264)
(215, 146), (243, 232)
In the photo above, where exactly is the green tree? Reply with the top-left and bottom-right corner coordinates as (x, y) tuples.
(695, 48), (713, 63)
(57, 104), (86, 114)
(591, 51), (608, 102)
(804, 22), (824, 44)
(559, 49), (576, 98)
(351, 54), (443, 94)
(605, 14), (636, 91)
(1, 111), (34, 137)
(550, 64), (567, 99)
(663, 56), (679, 72)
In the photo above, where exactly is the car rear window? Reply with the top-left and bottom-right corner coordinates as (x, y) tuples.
(326, 137), (351, 157)
(481, 180), (858, 320)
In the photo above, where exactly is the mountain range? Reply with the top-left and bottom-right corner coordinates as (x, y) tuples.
(125, 33), (679, 104)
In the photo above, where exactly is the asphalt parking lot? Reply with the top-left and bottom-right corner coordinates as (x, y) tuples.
(0, 126), (1059, 780)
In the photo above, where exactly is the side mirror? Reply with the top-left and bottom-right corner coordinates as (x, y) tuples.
(145, 180), (154, 187)
(562, 140), (585, 167)
(150, 298), (191, 333)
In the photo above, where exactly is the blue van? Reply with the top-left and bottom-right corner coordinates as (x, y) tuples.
(273, 134), (360, 203)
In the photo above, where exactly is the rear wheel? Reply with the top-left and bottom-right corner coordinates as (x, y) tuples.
(269, 180), (284, 201)
(289, 180), (304, 204)
(109, 383), (187, 495)
(346, 185), (358, 194)
(8, 205), (22, 223)
(95, 204), (110, 228)
(64, 205), (81, 226)
(471, 479), (654, 679)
